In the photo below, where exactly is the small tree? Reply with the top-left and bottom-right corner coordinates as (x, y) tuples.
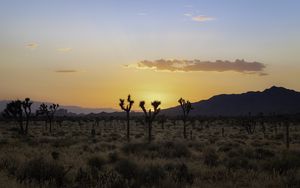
(178, 98), (193, 139)
(139, 100), (161, 143)
(22, 98), (32, 134)
(119, 95), (134, 142)
(3, 100), (24, 134)
(37, 103), (59, 132)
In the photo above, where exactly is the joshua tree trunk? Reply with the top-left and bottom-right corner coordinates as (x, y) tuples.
(222, 127), (225, 137)
(183, 119), (187, 139)
(49, 118), (52, 133)
(25, 118), (29, 134)
(148, 121), (152, 143)
(126, 112), (130, 142)
(285, 122), (290, 149)
(19, 120), (24, 134)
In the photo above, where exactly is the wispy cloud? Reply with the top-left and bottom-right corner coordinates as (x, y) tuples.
(55, 69), (78, 73)
(127, 59), (267, 76)
(137, 12), (147, 16)
(192, 15), (215, 22)
(184, 13), (192, 17)
(57, 48), (72, 53)
(25, 42), (38, 49)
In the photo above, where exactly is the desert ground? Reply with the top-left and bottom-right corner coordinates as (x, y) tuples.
(0, 118), (300, 188)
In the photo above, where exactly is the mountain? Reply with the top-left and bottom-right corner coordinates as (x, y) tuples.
(162, 86), (300, 116)
(0, 100), (118, 114)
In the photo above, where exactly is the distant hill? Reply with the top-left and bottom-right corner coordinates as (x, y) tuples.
(0, 100), (118, 114)
(162, 86), (300, 116)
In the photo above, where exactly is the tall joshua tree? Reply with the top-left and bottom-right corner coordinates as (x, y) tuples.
(119, 95), (134, 142)
(139, 100), (161, 143)
(37, 103), (59, 132)
(178, 98), (193, 139)
(22, 98), (32, 134)
(3, 100), (24, 134)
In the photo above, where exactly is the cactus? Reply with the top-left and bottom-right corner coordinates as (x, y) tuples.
(37, 103), (59, 132)
(178, 98), (193, 139)
(119, 95), (134, 142)
(139, 100), (161, 142)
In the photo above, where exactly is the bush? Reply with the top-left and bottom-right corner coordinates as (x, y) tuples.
(16, 157), (70, 187)
(203, 148), (219, 166)
(87, 156), (106, 171)
(170, 163), (194, 186)
(121, 142), (190, 159)
(115, 159), (139, 181)
(140, 164), (166, 187)
(108, 152), (119, 163)
(223, 156), (256, 170)
(0, 155), (20, 176)
(263, 150), (300, 174)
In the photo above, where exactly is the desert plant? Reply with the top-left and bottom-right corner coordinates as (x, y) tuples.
(37, 103), (59, 132)
(178, 98), (193, 139)
(2, 99), (32, 134)
(139, 100), (161, 142)
(22, 98), (32, 134)
(119, 95), (134, 142)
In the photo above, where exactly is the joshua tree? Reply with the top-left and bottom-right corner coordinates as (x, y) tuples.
(22, 98), (32, 134)
(178, 98), (193, 139)
(3, 100), (24, 134)
(119, 95), (134, 142)
(37, 103), (59, 132)
(139, 100), (161, 143)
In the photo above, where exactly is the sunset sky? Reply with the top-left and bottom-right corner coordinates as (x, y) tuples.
(0, 0), (300, 110)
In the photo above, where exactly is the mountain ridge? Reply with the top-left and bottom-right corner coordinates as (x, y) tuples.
(162, 86), (300, 116)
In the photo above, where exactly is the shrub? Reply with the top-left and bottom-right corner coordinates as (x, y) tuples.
(263, 150), (300, 174)
(121, 142), (190, 159)
(115, 159), (139, 181)
(203, 148), (219, 166)
(108, 152), (119, 163)
(140, 164), (166, 187)
(16, 157), (70, 187)
(171, 163), (194, 186)
(51, 151), (60, 160)
(87, 156), (106, 171)
(0, 155), (20, 176)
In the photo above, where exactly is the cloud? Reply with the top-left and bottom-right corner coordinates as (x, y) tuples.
(137, 12), (147, 16)
(26, 42), (38, 49)
(57, 48), (72, 53)
(55, 70), (77, 73)
(192, 15), (215, 22)
(128, 59), (267, 75)
(184, 13), (192, 17)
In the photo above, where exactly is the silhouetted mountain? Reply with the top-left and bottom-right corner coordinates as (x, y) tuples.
(163, 86), (300, 116)
(0, 100), (118, 114)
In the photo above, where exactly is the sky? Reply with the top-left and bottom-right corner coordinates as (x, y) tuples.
(0, 0), (300, 110)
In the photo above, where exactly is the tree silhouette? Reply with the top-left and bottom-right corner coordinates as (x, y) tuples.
(139, 100), (161, 142)
(178, 98), (193, 139)
(119, 95), (134, 142)
(37, 103), (59, 132)
(22, 98), (32, 134)
(3, 100), (24, 134)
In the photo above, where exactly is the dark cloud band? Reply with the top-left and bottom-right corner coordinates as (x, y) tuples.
(55, 70), (77, 73)
(135, 59), (267, 75)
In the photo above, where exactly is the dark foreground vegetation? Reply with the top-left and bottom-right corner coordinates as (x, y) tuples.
(0, 97), (300, 187)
